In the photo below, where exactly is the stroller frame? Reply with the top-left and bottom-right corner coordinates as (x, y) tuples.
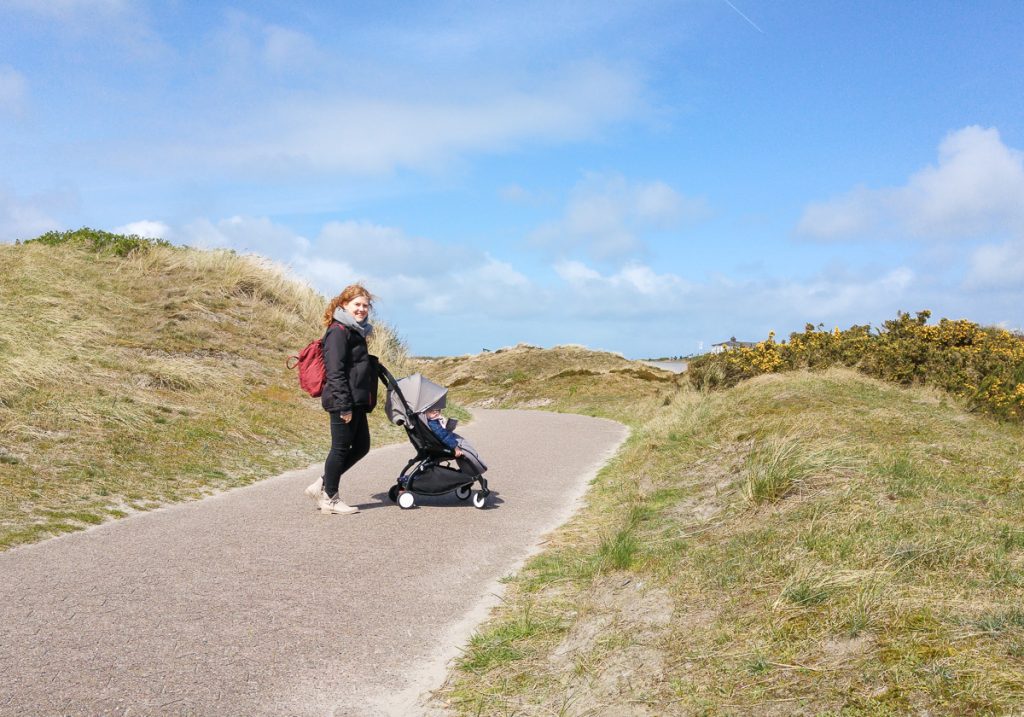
(378, 364), (490, 509)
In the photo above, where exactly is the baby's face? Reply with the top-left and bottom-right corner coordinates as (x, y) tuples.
(426, 408), (442, 419)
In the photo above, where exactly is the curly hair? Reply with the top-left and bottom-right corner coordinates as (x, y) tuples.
(322, 283), (375, 327)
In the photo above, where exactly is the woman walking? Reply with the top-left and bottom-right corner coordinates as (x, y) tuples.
(305, 284), (378, 515)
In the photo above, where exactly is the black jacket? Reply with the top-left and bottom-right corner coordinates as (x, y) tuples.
(320, 322), (378, 413)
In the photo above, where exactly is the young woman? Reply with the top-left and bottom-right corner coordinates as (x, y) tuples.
(304, 284), (377, 515)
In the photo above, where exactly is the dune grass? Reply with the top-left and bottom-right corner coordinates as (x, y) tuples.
(0, 236), (411, 550)
(432, 364), (1024, 715)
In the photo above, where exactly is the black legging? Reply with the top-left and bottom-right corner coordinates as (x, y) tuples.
(323, 408), (370, 497)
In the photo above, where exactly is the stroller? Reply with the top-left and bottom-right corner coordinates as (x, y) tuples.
(378, 364), (490, 509)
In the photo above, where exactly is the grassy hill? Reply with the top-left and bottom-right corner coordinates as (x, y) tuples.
(4, 231), (1023, 713)
(432, 355), (1024, 715)
(423, 342), (681, 416)
(0, 231), (411, 549)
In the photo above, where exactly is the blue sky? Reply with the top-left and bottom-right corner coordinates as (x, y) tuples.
(2, 1), (1023, 357)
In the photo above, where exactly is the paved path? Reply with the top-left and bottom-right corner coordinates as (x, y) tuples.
(0, 409), (627, 717)
(639, 360), (687, 374)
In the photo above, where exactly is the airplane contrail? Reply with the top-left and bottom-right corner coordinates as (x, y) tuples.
(721, 0), (764, 33)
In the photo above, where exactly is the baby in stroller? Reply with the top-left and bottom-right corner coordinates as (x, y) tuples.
(380, 367), (490, 509)
(423, 406), (487, 469)
(425, 407), (463, 456)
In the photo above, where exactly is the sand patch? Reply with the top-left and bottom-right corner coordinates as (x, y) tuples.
(545, 578), (676, 715)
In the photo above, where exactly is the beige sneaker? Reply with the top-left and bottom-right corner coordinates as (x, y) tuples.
(319, 494), (359, 515)
(304, 477), (324, 507)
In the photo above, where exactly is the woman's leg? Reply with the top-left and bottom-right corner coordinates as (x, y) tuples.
(323, 411), (353, 497)
(340, 408), (370, 474)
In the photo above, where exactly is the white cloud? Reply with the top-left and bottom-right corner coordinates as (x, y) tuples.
(529, 173), (710, 259)
(633, 180), (703, 225)
(798, 126), (1024, 241)
(450, 256), (533, 311)
(214, 11), (321, 75)
(554, 260), (603, 284)
(553, 259), (694, 317)
(966, 239), (1024, 289)
(0, 189), (61, 242)
(797, 186), (879, 238)
(499, 184), (537, 204)
(765, 268), (916, 317)
(291, 257), (360, 292)
(0, 66), (27, 116)
(163, 215), (537, 321)
(314, 221), (471, 276)
(550, 258), (920, 335)
(3, 0), (164, 59)
(113, 220), (169, 239)
(263, 25), (319, 71)
(178, 216), (310, 257)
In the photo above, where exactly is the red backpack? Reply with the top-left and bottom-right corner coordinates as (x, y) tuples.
(287, 328), (331, 397)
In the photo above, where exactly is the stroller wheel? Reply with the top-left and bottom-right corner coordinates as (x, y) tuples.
(471, 490), (487, 509)
(455, 485), (471, 501)
(398, 490), (415, 509)
(388, 485), (399, 503)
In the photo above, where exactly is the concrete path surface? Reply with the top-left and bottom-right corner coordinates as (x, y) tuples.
(0, 409), (627, 717)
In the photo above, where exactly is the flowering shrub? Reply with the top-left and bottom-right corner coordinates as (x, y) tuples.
(688, 311), (1024, 421)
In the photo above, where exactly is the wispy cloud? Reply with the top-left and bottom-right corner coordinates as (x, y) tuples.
(155, 61), (644, 177)
(798, 126), (1024, 242)
(112, 220), (170, 239)
(967, 239), (1024, 289)
(213, 10), (322, 75)
(312, 220), (473, 276)
(178, 216), (310, 257)
(499, 184), (544, 205)
(554, 259), (694, 313)
(3, 0), (132, 20)
(529, 173), (710, 259)
(0, 188), (63, 242)
(0, 66), (27, 116)
(552, 258), (915, 326)
(2, 0), (165, 60)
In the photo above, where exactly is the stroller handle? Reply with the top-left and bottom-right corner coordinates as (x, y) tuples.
(377, 362), (399, 388)
(377, 362), (415, 421)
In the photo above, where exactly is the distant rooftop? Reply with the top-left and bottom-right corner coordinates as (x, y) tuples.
(710, 336), (757, 352)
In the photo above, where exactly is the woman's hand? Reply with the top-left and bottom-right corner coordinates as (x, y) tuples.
(341, 412), (353, 423)
(454, 447), (463, 457)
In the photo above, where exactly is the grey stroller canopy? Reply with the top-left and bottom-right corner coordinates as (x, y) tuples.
(385, 372), (447, 426)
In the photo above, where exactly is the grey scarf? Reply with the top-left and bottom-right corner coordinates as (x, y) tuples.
(332, 307), (374, 337)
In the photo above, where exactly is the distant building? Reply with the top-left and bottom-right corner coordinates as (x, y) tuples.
(710, 336), (757, 354)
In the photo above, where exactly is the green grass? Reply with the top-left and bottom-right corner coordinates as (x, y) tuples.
(434, 366), (1024, 715)
(24, 227), (172, 256)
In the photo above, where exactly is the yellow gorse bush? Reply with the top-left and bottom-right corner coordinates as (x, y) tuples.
(725, 331), (784, 375)
(689, 310), (1024, 421)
